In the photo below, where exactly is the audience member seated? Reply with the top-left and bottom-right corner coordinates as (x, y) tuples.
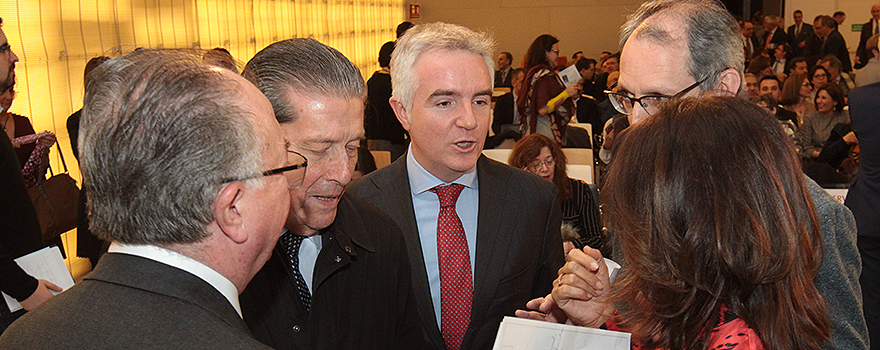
(759, 75), (797, 125)
(855, 33), (880, 87)
(518, 34), (579, 144)
(746, 55), (773, 79)
(517, 96), (831, 350)
(809, 65), (830, 99)
(787, 56), (808, 77)
(508, 134), (603, 250)
(743, 72), (760, 98)
(771, 43), (791, 76)
(797, 84), (849, 160)
(365, 41), (407, 161)
(1, 83), (55, 188)
(780, 72), (815, 125)
(752, 93), (797, 142)
(820, 54), (855, 96)
(492, 68), (525, 135)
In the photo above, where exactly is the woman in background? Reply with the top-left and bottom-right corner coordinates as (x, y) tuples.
(779, 72), (815, 125)
(797, 84), (848, 160)
(1, 83), (55, 187)
(509, 134), (603, 251)
(518, 34), (579, 145)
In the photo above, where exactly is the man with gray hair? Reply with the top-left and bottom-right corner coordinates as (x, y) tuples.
(349, 22), (564, 350)
(521, 1), (868, 349)
(238, 38), (425, 350)
(0, 49), (295, 348)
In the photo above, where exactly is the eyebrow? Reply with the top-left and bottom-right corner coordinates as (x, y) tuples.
(428, 89), (494, 99)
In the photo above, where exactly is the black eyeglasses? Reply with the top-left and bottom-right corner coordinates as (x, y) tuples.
(223, 150), (308, 189)
(0, 44), (11, 53)
(605, 75), (710, 116)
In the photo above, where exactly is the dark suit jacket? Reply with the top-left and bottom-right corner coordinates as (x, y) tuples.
(492, 92), (515, 135)
(239, 194), (426, 350)
(348, 155), (565, 350)
(787, 23), (814, 57)
(0, 134), (44, 314)
(761, 28), (788, 50)
(856, 20), (877, 69)
(494, 68), (513, 88)
(823, 30), (854, 72)
(0, 253), (269, 349)
(846, 82), (880, 237)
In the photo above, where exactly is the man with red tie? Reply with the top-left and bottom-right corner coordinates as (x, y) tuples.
(349, 22), (564, 350)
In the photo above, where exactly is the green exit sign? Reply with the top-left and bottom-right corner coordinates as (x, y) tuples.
(853, 24), (863, 32)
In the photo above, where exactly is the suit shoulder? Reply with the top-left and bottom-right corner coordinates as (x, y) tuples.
(481, 157), (556, 199)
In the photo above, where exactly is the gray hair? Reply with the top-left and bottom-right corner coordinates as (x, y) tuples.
(80, 49), (264, 244)
(244, 38), (365, 124)
(620, 0), (744, 93)
(391, 22), (496, 110)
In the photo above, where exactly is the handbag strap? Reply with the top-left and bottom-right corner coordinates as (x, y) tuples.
(55, 140), (68, 173)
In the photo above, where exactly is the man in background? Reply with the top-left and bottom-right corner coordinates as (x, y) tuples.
(855, 4), (880, 69)
(1, 49), (292, 348)
(495, 51), (513, 88)
(240, 38), (425, 350)
(788, 9), (814, 58)
(349, 22), (563, 350)
(816, 15), (853, 73)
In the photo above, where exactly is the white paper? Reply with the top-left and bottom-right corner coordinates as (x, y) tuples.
(558, 65), (581, 88)
(3, 246), (75, 312)
(493, 316), (630, 350)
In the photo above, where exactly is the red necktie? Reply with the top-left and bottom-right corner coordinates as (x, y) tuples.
(430, 184), (471, 350)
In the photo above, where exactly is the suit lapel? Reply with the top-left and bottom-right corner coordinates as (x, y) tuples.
(368, 156), (446, 349)
(464, 157), (517, 346)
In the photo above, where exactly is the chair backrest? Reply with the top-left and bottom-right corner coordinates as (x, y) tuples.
(481, 149), (512, 164)
(569, 122), (593, 141)
(561, 148), (593, 165)
(567, 164), (593, 184)
(371, 150), (392, 169)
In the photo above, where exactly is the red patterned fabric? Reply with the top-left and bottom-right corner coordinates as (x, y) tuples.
(605, 306), (765, 350)
(13, 131), (51, 188)
(430, 184), (471, 350)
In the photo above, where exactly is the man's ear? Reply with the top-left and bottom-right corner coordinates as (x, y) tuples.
(213, 181), (249, 244)
(716, 68), (743, 95)
(389, 97), (411, 131)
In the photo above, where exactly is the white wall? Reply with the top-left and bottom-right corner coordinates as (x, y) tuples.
(407, 0), (645, 67)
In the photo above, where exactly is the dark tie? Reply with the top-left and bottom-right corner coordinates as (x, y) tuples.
(281, 231), (311, 312)
(429, 184), (471, 350)
(795, 24), (800, 38)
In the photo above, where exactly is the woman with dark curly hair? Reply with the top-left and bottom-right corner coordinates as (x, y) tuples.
(508, 134), (603, 251)
(517, 34), (579, 145)
(518, 96), (831, 350)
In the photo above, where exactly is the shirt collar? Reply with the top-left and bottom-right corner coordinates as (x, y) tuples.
(108, 242), (242, 317)
(406, 144), (478, 196)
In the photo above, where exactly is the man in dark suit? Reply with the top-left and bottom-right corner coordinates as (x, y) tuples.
(238, 38), (425, 350)
(855, 4), (880, 69)
(349, 23), (564, 350)
(492, 68), (524, 134)
(761, 15), (788, 51)
(816, 15), (854, 73)
(845, 81), (880, 350)
(741, 20), (760, 66)
(494, 51), (513, 88)
(787, 10), (814, 57)
(0, 49), (292, 348)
